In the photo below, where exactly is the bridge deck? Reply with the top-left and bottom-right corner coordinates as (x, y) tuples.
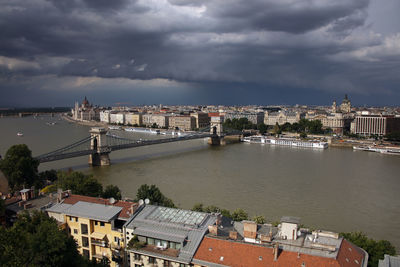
(37, 133), (219, 163)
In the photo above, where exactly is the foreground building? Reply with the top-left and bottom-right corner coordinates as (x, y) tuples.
(192, 217), (368, 267)
(124, 205), (217, 267)
(47, 194), (138, 266)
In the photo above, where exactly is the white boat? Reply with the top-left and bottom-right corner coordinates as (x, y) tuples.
(108, 126), (121, 130)
(124, 127), (160, 134)
(243, 136), (265, 144)
(266, 137), (328, 149)
(17, 132), (24, 137)
(244, 136), (328, 149)
(353, 145), (400, 155)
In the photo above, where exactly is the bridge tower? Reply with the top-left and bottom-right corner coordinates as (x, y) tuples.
(89, 127), (111, 166)
(208, 116), (225, 145)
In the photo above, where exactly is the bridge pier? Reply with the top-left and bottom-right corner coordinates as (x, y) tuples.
(208, 116), (225, 146)
(89, 153), (110, 166)
(89, 127), (111, 166)
(208, 135), (226, 146)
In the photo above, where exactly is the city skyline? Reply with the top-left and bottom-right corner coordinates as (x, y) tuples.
(1, 0), (400, 107)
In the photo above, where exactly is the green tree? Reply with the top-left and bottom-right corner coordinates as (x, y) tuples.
(191, 203), (204, 212)
(39, 169), (58, 183)
(57, 171), (103, 197)
(0, 198), (5, 217)
(0, 211), (85, 267)
(102, 185), (122, 200)
(257, 123), (267, 135)
(273, 123), (282, 135)
(0, 144), (39, 191)
(341, 232), (396, 267)
(385, 132), (400, 141)
(135, 184), (175, 208)
(253, 215), (266, 224)
(231, 208), (248, 221)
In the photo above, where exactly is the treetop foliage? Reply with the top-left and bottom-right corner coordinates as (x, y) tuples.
(0, 211), (84, 267)
(0, 144), (39, 191)
(341, 232), (396, 267)
(135, 184), (175, 208)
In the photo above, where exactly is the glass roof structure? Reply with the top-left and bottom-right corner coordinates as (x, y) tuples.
(146, 206), (206, 226)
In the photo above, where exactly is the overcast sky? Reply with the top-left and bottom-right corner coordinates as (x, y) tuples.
(1, 0), (399, 107)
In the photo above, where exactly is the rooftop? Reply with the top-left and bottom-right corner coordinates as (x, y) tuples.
(126, 205), (217, 263)
(62, 194), (137, 219)
(63, 201), (122, 222)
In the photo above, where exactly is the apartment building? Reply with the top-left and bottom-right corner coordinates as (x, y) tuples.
(169, 116), (196, 131)
(350, 115), (400, 136)
(110, 113), (125, 125)
(225, 112), (264, 125)
(190, 112), (210, 129)
(125, 113), (143, 126)
(264, 111), (304, 126)
(47, 194), (138, 266)
(124, 205), (217, 267)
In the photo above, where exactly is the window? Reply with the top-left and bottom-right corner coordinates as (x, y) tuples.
(220, 256), (224, 261)
(95, 221), (98, 226)
(259, 256), (263, 261)
(75, 217), (78, 222)
(169, 242), (176, 249)
(82, 236), (89, 248)
(114, 237), (119, 242)
(100, 222), (105, 227)
(147, 238), (154, 245)
(148, 257), (156, 264)
(135, 265), (142, 267)
(176, 243), (181, 250)
(179, 264), (186, 267)
(83, 249), (90, 259)
(69, 216), (73, 221)
(81, 224), (88, 235)
(73, 229), (78, 234)
(134, 253), (141, 261)
(163, 260), (171, 267)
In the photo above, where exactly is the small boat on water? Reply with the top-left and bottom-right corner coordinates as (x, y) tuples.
(108, 126), (121, 130)
(17, 132), (24, 137)
(353, 145), (400, 155)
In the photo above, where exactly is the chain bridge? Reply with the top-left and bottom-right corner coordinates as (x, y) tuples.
(35, 118), (234, 166)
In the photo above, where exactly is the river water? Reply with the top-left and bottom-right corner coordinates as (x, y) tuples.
(1, 116), (400, 250)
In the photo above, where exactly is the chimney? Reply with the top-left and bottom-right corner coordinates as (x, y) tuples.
(208, 225), (218, 236)
(243, 221), (257, 239)
(216, 214), (222, 226)
(273, 243), (279, 261)
(130, 205), (135, 215)
(229, 231), (238, 240)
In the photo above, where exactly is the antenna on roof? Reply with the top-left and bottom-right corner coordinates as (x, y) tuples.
(109, 197), (116, 204)
(145, 199), (150, 205)
(138, 199), (144, 206)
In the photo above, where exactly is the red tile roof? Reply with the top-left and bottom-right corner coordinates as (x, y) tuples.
(193, 236), (366, 267)
(337, 239), (366, 267)
(62, 194), (138, 219)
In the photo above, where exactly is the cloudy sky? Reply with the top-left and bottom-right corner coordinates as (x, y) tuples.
(1, 0), (399, 107)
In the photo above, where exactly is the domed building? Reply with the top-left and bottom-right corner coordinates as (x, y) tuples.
(72, 97), (100, 121)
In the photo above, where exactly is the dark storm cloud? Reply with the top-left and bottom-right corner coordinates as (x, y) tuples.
(0, 0), (399, 106)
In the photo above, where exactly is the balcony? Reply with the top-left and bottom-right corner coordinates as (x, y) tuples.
(91, 239), (108, 247)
